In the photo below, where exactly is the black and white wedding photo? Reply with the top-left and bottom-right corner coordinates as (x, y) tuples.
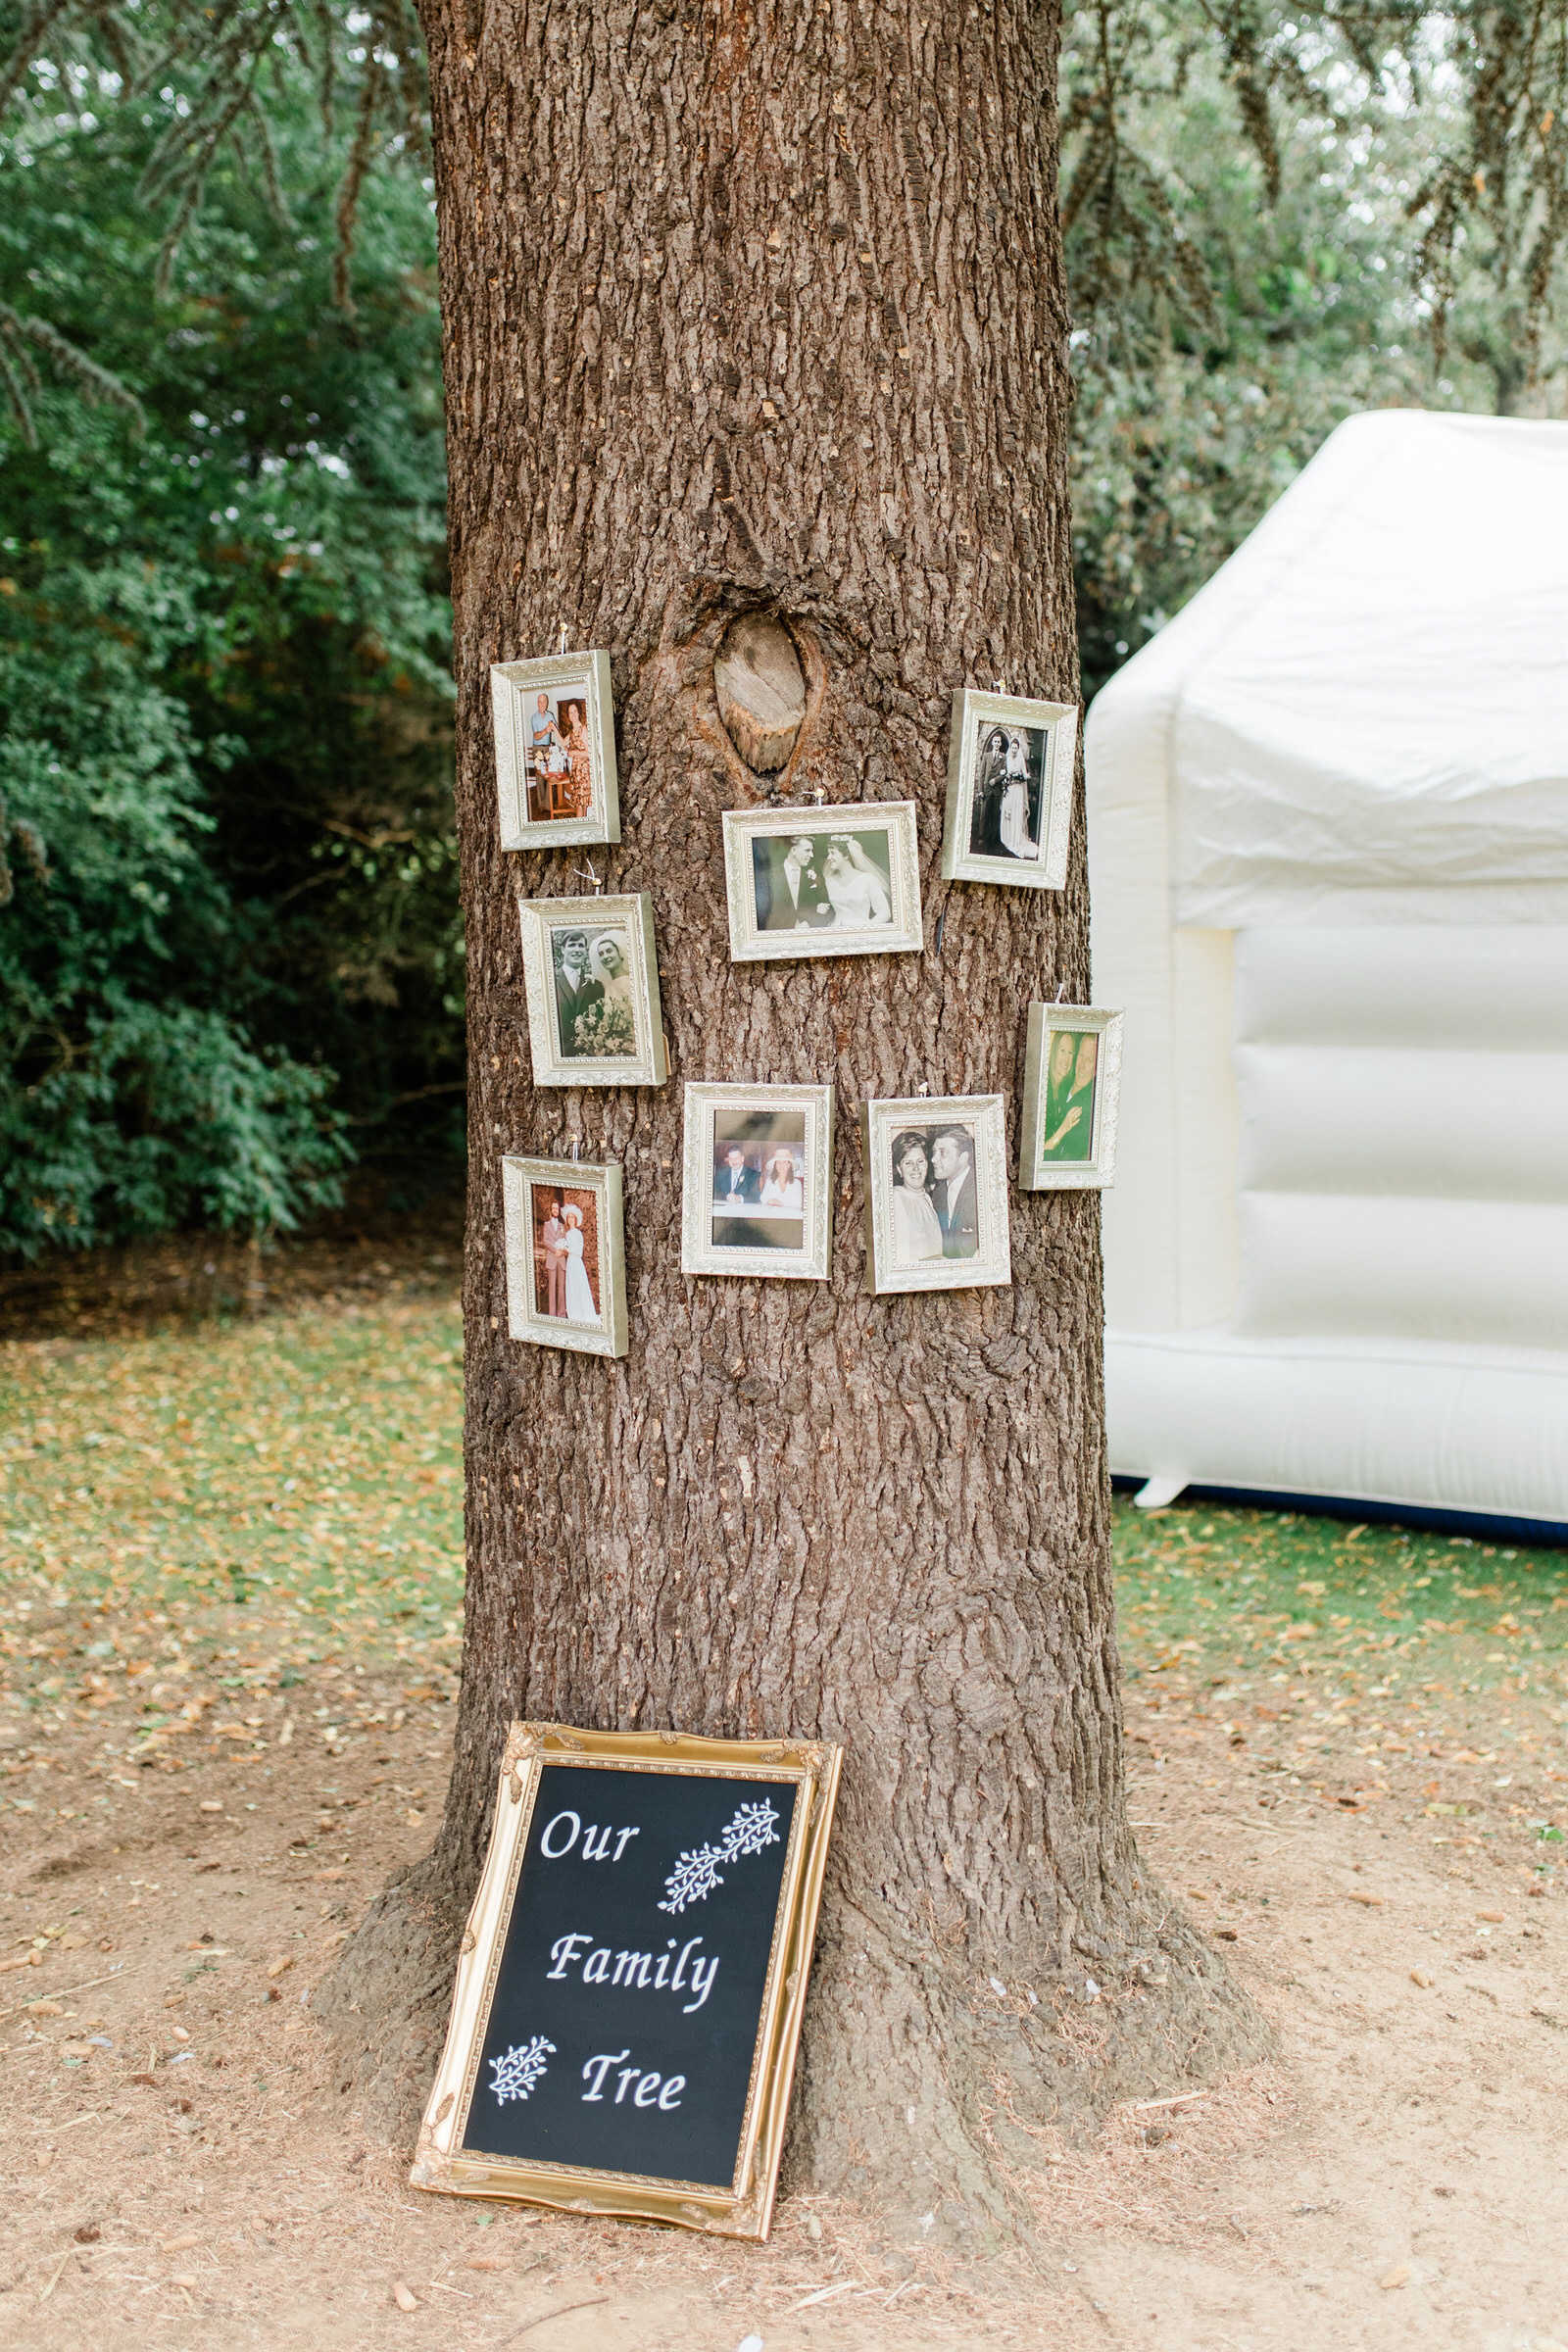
(940, 687), (1077, 891)
(722, 803), (923, 960)
(859, 1094), (1011, 1296)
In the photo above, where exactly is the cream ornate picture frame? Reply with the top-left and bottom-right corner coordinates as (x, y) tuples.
(858, 1094), (1011, 1296)
(410, 1722), (845, 2242)
(491, 649), (620, 852)
(721, 802), (922, 961)
(501, 1155), (628, 1358)
(680, 1082), (834, 1282)
(1018, 1004), (1124, 1190)
(939, 687), (1077, 890)
(516, 892), (667, 1088)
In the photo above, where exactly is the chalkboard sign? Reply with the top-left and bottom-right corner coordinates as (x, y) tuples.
(411, 1722), (843, 2240)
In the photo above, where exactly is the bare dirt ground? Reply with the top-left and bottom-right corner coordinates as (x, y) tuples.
(3, 1622), (1565, 2352)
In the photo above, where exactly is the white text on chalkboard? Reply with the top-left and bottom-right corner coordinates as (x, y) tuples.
(540, 1810), (642, 1862)
(580, 2048), (686, 2108)
(546, 1931), (720, 2013)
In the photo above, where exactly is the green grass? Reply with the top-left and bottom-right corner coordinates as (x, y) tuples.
(1, 1298), (466, 1656)
(3, 1294), (1562, 1726)
(1113, 1494), (1567, 1708)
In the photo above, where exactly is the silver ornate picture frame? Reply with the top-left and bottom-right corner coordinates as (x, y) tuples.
(501, 1156), (628, 1357)
(858, 1094), (1011, 1297)
(491, 649), (620, 852)
(1019, 1004), (1124, 1190)
(680, 1082), (835, 1282)
(939, 688), (1077, 891)
(516, 892), (667, 1089)
(721, 802), (922, 961)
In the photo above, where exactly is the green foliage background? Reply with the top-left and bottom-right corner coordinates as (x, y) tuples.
(4, 1), (1566, 1250)
(0, 61), (457, 1255)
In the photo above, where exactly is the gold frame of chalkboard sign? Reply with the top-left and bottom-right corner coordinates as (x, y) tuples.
(410, 1722), (845, 2241)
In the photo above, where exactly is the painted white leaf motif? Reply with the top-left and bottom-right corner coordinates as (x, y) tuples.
(658, 1799), (782, 1915)
(489, 2034), (556, 2104)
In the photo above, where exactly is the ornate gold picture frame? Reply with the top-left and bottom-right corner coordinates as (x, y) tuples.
(411, 1723), (844, 2242)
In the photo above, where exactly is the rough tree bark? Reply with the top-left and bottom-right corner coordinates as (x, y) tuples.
(319, 0), (1267, 2231)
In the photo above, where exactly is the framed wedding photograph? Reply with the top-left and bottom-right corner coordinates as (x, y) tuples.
(858, 1095), (1011, 1297)
(721, 802), (922, 962)
(940, 688), (1077, 890)
(516, 892), (667, 1088)
(680, 1082), (835, 1282)
(1019, 1004), (1124, 1190)
(501, 1155), (628, 1357)
(491, 649), (620, 851)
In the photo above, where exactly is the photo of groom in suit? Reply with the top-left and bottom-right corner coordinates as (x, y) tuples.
(712, 1143), (762, 1206)
(552, 929), (604, 1055)
(754, 834), (836, 931)
(930, 1125), (979, 1258)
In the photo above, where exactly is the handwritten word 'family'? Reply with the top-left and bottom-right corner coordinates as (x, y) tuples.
(547, 1931), (719, 2013)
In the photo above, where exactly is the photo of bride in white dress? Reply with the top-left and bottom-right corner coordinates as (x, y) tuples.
(561, 1204), (599, 1324)
(531, 1184), (601, 1324)
(967, 719), (1049, 862)
(821, 835), (892, 926)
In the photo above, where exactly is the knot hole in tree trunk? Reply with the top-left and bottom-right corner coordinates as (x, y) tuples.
(713, 612), (808, 777)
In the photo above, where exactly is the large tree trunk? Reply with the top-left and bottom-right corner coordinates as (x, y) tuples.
(320, 0), (1266, 2232)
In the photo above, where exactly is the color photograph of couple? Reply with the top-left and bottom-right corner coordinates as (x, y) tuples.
(531, 1184), (602, 1325)
(889, 1123), (980, 1266)
(680, 1082), (833, 1282)
(491, 652), (619, 853)
(551, 924), (635, 1060)
(752, 829), (893, 933)
(522, 687), (593, 825)
(966, 720), (1049, 863)
(710, 1110), (808, 1255)
(1040, 1027), (1098, 1161)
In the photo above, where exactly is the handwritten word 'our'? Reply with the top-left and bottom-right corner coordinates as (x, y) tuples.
(539, 1810), (641, 1863)
(547, 1931), (719, 2014)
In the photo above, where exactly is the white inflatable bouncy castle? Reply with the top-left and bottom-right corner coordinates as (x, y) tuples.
(1087, 409), (1568, 1532)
